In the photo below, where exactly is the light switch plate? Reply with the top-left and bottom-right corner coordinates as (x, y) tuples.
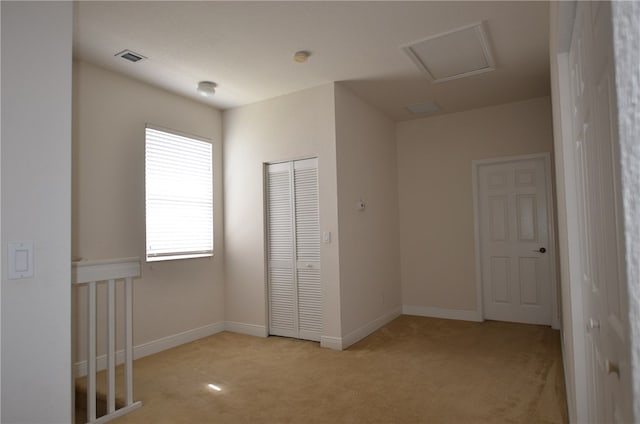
(8, 241), (34, 279)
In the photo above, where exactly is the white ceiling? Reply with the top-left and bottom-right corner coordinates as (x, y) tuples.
(73, 1), (551, 121)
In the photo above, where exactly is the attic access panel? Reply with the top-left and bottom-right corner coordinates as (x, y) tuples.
(403, 22), (495, 83)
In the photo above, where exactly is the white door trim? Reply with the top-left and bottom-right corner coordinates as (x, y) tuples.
(472, 152), (559, 329)
(550, 2), (590, 422)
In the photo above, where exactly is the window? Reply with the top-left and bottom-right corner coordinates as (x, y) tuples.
(145, 126), (213, 261)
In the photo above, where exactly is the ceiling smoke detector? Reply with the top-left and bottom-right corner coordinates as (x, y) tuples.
(115, 49), (146, 63)
(293, 51), (311, 63)
(402, 22), (495, 83)
(197, 81), (217, 97)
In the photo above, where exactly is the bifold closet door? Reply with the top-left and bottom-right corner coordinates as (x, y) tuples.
(266, 158), (321, 342)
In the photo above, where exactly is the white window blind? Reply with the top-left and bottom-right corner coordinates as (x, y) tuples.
(145, 126), (213, 261)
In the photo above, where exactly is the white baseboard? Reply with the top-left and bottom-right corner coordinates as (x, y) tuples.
(340, 306), (402, 350)
(224, 321), (268, 338)
(73, 321), (225, 378)
(135, 321), (226, 358)
(79, 309), (468, 378)
(402, 305), (482, 322)
(320, 336), (343, 351)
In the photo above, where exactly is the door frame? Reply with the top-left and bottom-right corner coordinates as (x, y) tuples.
(472, 152), (559, 329)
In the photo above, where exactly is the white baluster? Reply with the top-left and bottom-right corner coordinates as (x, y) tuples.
(73, 258), (143, 424)
(88, 281), (97, 422)
(107, 279), (116, 414)
(125, 276), (134, 406)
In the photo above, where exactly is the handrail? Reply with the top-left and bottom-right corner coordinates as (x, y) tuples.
(72, 257), (141, 283)
(72, 257), (143, 424)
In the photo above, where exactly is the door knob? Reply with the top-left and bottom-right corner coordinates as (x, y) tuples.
(531, 247), (546, 253)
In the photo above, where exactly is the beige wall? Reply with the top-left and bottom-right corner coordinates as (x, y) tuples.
(222, 84), (342, 339)
(396, 97), (555, 313)
(1, 2), (73, 421)
(72, 61), (225, 359)
(334, 84), (402, 338)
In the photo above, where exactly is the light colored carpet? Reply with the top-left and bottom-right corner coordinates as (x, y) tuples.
(80, 315), (568, 423)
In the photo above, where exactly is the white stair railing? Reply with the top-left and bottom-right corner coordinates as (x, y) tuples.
(72, 257), (143, 424)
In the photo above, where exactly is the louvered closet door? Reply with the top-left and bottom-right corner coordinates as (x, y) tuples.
(266, 158), (321, 342)
(266, 162), (296, 338)
(293, 159), (321, 341)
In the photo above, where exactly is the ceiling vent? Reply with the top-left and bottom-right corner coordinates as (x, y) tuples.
(402, 22), (495, 83)
(406, 101), (440, 115)
(115, 49), (146, 63)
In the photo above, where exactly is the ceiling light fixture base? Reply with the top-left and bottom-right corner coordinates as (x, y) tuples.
(293, 51), (311, 63)
(197, 81), (217, 97)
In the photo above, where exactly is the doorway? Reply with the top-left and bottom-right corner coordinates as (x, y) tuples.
(265, 158), (322, 342)
(473, 153), (558, 327)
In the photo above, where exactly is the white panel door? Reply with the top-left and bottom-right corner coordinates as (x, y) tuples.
(569, 2), (632, 422)
(266, 158), (321, 342)
(478, 157), (552, 325)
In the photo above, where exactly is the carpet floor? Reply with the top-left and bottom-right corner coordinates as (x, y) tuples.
(79, 315), (568, 424)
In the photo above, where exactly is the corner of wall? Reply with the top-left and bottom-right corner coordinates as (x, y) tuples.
(333, 85), (402, 338)
(340, 306), (402, 350)
(224, 321), (268, 338)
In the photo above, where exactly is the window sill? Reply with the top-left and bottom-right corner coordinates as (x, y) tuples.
(146, 253), (213, 263)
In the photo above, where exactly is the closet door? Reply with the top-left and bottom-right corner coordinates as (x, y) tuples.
(293, 159), (321, 341)
(266, 162), (296, 338)
(266, 158), (321, 342)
